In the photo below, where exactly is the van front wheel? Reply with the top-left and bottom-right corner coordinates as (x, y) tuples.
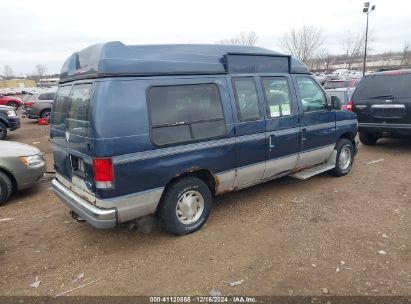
(157, 177), (212, 235)
(329, 138), (354, 177)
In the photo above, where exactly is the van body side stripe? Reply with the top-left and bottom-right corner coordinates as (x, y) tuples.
(112, 133), (267, 165)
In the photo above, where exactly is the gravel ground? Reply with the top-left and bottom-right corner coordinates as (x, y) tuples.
(0, 116), (410, 297)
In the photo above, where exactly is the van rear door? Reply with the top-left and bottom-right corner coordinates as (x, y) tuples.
(353, 72), (411, 124)
(51, 83), (95, 193)
(51, 85), (71, 179)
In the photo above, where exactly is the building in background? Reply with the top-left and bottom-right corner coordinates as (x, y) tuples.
(0, 79), (36, 89)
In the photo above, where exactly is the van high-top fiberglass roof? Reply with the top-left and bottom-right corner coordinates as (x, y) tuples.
(59, 41), (309, 83)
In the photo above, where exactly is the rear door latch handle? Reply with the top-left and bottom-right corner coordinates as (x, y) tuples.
(301, 128), (307, 144)
(269, 135), (276, 149)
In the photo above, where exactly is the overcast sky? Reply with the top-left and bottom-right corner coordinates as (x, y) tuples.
(1, 0), (410, 75)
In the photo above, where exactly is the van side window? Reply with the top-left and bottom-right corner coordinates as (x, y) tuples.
(296, 77), (327, 112)
(148, 84), (226, 146)
(232, 78), (260, 121)
(66, 84), (92, 136)
(261, 77), (292, 118)
(51, 86), (71, 129)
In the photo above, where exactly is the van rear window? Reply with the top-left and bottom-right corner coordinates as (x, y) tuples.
(51, 86), (71, 130)
(66, 84), (92, 136)
(354, 74), (411, 100)
(147, 84), (226, 146)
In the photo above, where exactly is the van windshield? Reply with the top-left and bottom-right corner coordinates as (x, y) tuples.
(354, 73), (411, 100)
(66, 84), (92, 137)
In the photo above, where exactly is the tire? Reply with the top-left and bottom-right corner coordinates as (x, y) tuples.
(0, 171), (13, 205)
(0, 122), (7, 140)
(7, 101), (18, 110)
(329, 138), (354, 177)
(359, 132), (378, 145)
(157, 177), (212, 235)
(40, 109), (51, 119)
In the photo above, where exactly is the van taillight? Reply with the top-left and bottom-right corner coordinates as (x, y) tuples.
(342, 101), (353, 111)
(25, 102), (35, 107)
(93, 158), (113, 189)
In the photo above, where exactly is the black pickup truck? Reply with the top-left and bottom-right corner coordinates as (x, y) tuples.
(0, 105), (21, 140)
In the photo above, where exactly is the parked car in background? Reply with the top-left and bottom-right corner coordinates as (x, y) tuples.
(326, 88), (355, 111)
(51, 42), (358, 235)
(21, 93), (33, 103)
(0, 95), (23, 110)
(323, 79), (360, 90)
(0, 105), (20, 140)
(352, 69), (411, 145)
(22, 90), (56, 119)
(0, 141), (46, 204)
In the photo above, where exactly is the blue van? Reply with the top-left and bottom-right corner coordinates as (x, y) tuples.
(51, 42), (358, 235)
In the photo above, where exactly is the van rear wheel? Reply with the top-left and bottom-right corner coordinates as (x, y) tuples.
(329, 138), (354, 177)
(157, 177), (212, 235)
(359, 132), (378, 145)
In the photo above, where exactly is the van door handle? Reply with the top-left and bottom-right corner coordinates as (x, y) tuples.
(269, 134), (276, 150)
(301, 128), (307, 145)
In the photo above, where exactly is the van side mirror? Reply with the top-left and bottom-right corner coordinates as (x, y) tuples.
(325, 94), (332, 109)
(331, 96), (342, 110)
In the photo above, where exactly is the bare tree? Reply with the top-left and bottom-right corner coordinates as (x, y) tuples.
(311, 48), (334, 71)
(280, 25), (324, 64)
(401, 42), (411, 66)
(342, 30), (375, 69)
(35, 64), (47, 80)
(342, 31), (365, 69)
(3, 65), (14, 80)
(379, 51), (394, 67)
(217, 31), (259, 46)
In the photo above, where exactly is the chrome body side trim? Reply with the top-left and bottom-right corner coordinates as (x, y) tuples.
(233, 162), (266, 188)
(54, 142), (337, 227)
(297, 144), (335, 169)
(215, 170), (236, 194)
(96, 187), (164, 223)
(263, 154), (298, 179)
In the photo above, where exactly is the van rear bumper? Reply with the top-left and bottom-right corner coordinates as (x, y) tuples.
(52, 179), (117, 229)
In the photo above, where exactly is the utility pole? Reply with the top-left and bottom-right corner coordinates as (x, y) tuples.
(362, 2), (376, 76)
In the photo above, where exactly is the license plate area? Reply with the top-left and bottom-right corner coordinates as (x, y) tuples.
(70, 155), (85, 178)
